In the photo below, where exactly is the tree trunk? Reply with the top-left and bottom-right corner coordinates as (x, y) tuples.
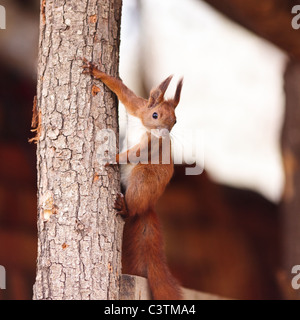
(33, 0), (123, 300)
(281, 59), (300, 298)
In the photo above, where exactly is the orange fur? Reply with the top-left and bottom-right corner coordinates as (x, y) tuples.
(82, 59), (183, 300)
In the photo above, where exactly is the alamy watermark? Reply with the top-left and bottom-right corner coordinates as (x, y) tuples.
(95, 129), (204, 175)
(0, 265), (5, 290)
(292, 5), (300, 30)
(0, 5), (6, 30)
(291, 265), (300, 290)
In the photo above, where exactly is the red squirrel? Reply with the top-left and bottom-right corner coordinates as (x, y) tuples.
(82, 59), (183, 300)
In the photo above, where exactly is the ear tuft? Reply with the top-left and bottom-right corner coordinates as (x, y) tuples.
(172, 77), (183, 108)
(148, 75), (173, 108)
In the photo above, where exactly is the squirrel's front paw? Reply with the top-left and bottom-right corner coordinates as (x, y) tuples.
(104, 162), (118, 169)
(114, 193), (128, 219)
(82, 58), (97, 75)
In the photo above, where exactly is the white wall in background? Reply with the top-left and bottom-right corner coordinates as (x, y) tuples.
(120, 0), (287, 202)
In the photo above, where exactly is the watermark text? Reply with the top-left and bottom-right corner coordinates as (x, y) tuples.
(292, 5), (300, 30)
(0, 5), (6, 30)
(0, 265), (5, 289)
(291, 265), (300, 290)
(95, 129), (204, 175)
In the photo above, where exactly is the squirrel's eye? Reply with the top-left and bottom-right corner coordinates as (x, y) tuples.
(152, 112), (158, 119)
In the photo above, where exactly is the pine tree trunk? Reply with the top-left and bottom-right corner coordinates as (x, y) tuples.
(33, 0), (123, 300)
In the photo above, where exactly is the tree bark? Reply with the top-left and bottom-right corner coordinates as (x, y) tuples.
(33, 0), (123, 300)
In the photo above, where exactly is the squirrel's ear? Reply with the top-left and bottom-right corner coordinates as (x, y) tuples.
(172, 78), (183, 108)
(148, 75), (173, 108)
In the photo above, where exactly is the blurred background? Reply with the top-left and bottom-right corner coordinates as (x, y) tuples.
(0, 0), (300, 299)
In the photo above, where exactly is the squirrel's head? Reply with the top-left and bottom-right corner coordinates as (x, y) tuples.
(139, 76), (183, 132)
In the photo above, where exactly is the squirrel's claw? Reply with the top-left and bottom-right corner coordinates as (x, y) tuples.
(114, 193), (128, 219)
(81, 58), (96, 75)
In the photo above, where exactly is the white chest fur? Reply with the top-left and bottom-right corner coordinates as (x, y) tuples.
(120, 114), (148, 188)
(121, 114), (147, 151)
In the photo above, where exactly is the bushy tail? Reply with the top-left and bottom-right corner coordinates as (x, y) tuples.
(122, 208), (182, 300)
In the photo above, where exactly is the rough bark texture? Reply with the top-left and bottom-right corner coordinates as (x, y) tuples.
(281, 59), (300, 298)
(33, 0), (123, 300)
